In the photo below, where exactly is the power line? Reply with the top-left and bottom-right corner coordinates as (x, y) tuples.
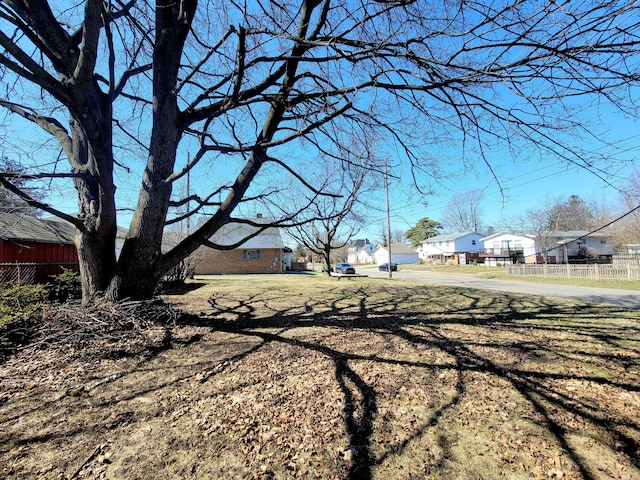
(557, 203), (640, 245)
(530, 203), (640, 260)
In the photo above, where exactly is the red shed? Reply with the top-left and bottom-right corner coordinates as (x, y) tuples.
(0, 212), (78, 283)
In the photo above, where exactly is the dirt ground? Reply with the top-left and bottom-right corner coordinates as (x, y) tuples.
(1, 275), (639, 479)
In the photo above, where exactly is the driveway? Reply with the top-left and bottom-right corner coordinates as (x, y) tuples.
(361, 266), (640, 309)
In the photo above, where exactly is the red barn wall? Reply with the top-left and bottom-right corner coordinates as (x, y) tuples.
(0, 239), (79, 282)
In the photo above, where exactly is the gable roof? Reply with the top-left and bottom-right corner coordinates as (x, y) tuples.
(0, 212), (75, 244)
(200, 217), (284, 249)
(422, 231), (480, 243)
(376, 242), (418, 255)
(351, 238), (371, 248)
(479, 231), (536, 242)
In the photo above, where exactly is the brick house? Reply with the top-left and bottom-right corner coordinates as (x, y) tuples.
(194, 218), (285, 275)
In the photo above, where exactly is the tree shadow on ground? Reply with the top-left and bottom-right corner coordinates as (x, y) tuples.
(2, 281), (638, 479)
(169, 283), (640, 480)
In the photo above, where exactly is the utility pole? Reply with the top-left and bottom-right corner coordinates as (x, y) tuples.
(186, 152), (191, 236)
(384, 160), (392, 279)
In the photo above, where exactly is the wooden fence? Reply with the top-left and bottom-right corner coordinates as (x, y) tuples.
(288, 261), (307, 272)
(506, 263), (640, 282)
(612, 254), (640, 265)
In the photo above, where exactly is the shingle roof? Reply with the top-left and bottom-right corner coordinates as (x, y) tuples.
(377, 242), (418, 254)
(551, 230), (610, 238)
(195, 216), (284, 249)
(0, 212), (76, 244)
(423, 231), (479, 242)
(351, 238), (371, 247)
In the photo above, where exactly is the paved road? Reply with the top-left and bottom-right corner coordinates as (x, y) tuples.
(359, 266), (640, 309)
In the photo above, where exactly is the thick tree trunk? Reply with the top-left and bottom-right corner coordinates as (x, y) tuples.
(102, 0), (191, 301)
(76, 227), (117, 299)
(104, 128), (178, 300)
(68, 110), (117, 302)
(106, 156), (177, 300)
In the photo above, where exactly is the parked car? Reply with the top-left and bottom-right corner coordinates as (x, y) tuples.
(335, 262), (356, 274)
(378, 262), (398, 272)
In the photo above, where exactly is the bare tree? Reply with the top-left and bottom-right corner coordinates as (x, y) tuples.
(288, 163), (370, 275)
(517, 205), (555, 263)
(0, 156), (43, 214)
(391, 228), (405, 244)
(440, 190), (484, 233)
(1, 1), (639, 301)
(609, 170), (640, 251)
(376, 226), (404, 247)
(514, 194), (598, 262)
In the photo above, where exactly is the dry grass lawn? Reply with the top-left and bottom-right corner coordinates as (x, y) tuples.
(1, 274), (639, 479)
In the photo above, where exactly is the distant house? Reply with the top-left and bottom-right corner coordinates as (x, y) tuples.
(194, 217), (285, 275)
(479, 230), (614, 265)
(623, 244), (640, 255)
(0, 212), (78, 283)
(374, 243), (419, 265)
(417, 231), (482, 264)
(347, 238), (376, 264)
(551, 231), (614, 263)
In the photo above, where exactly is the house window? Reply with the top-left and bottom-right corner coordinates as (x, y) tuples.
(472, 240), (476, 245)
(601, 240), (607, 244)
(514, 240), (522, 249)
(243, 249), (261, 260)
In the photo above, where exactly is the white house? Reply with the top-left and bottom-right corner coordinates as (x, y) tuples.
(374, 243), (419, 265)
(480, 230), (614, 266)
(624, 244), (640, 255)
(418, 231), (482, 264)
(479, 231), (537, 266)
(551, 231), (614, 262)
(347, 239), (376, 264)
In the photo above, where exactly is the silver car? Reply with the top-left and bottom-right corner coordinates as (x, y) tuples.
(335, 262), (355, 274)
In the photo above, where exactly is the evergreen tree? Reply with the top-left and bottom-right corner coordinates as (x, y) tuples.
(546, 195), (595, 231)
(404, 218), (442, 249)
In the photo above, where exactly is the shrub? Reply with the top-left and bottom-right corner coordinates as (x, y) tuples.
(0, 283), (49, 327)
(47, 269), (82, 302)
(0, 283), (49, 356)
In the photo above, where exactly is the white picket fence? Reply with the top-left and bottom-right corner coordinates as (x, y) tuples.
(506, 263), (640, 282)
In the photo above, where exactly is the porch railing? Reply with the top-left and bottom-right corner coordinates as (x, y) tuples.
(478, 248), (524, 257)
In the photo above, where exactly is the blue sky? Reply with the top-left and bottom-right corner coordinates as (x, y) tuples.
(3, 3), (640, 248)
(381, 161), (631, 236)
(361, 123), (640, 241)
(4, 97), (638, 248)
(7, 108), (637, 247)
